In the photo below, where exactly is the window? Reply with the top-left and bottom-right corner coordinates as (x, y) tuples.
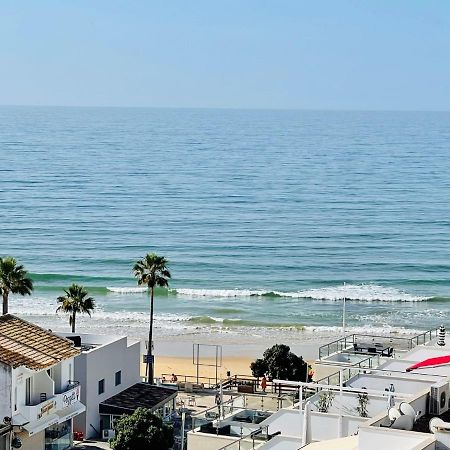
(98, 379), (105, 395)
(115, 371), (122, 386)
(25, 377), (31, 406)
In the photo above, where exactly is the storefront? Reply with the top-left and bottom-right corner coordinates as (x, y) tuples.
(44, 420), (72, 450)
(0, 424), (11, 450)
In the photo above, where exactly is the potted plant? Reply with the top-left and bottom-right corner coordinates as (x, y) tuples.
(356, 393), (369, 418)
(317, 390), (335, 413)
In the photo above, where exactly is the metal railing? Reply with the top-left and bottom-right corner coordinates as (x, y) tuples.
(157, 373), (218, 389)
(215, 426), (270, 450)
(318, 328), (440, 360)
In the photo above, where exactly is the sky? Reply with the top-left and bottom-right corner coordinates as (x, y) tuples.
(1, 1), (450, 110)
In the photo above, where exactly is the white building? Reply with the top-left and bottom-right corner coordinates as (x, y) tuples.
(187, 327), (450, 450)
(0, 314), (85, 450)
(58, 332), (141, 440)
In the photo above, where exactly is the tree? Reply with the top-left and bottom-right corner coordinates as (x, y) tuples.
(250, 344), (307, 382)
(133, 253), (171, 384)
(250, 358), (268, 378)
(56, 284), (95, 333)
(110, 407), (173, 450)
(0, 257), (33, 315)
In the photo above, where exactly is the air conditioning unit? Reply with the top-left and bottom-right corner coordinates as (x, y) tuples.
(102, 429), (115, 440)
(430, 382), (450, 415)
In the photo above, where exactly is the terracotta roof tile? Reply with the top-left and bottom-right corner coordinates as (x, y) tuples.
(0, 314), (80, 370)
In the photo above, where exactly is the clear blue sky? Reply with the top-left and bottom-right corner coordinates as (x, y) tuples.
(2, 1), (450, 110)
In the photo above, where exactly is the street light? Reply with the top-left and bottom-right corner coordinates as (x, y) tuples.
(342, 282), (346, 335)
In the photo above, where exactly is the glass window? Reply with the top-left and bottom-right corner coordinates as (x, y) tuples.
(115, 371), (121, 386)
(45, 419), (71, 450)
(98, 379), (105, 395)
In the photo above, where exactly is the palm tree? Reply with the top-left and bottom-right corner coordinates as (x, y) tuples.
(56, 284), (95, 333)
(0, 257), (33, 315)
(133, 253), (171, 383)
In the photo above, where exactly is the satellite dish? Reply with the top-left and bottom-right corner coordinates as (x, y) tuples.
(429, 417), (448, 433)
(390, 415), (414, 431)
(399, 402), (416, 419)
(388, 407), (401, 421)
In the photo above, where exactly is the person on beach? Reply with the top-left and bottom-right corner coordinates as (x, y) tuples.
(215, 392), (221, 406)
(171, 373), (178, 382)
(307, 365), (315, 382)
(260, 375), (267, 392)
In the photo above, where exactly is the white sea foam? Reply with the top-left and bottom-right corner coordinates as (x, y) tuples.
(174, 288), (267, 298)
(107, 286), (148, 293)
(174, 284), (426, 302)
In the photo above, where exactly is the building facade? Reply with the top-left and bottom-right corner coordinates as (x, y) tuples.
(59, 333), (141, 439)
(0, 315), (85, 450)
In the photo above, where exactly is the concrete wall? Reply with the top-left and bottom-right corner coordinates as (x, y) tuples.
(71, 335), (141, 439)
(308, 391), (398, 418)
(0, 363), (12, 420)
(358, 427), (435, 450)
(17, 430), (44, 450)
(263, 409), (303, 438)
(187, 432), (238, 450)
(262, 408), (366, 443)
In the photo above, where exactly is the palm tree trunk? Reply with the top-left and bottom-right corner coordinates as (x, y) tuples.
(2, 291), (8, 315)
(72, 312), (76, 333)
(147, 287), (154, 384)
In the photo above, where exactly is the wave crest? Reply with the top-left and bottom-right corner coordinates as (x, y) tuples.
(173, 284), (426, 302)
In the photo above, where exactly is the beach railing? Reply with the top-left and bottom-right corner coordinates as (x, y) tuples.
(158, 373), (219, 389)
(318, 328), (440, 360)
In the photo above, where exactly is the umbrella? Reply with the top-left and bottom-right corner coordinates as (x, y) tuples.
(406, 354), (450, 372)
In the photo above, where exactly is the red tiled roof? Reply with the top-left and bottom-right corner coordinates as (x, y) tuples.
(0, 314), (80, 370)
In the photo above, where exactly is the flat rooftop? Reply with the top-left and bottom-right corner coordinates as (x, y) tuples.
(346, 374), (434, 396)
(99, 383), (177, 415)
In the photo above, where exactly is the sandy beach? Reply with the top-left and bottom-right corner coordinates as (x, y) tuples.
(148, 335), (326, 381)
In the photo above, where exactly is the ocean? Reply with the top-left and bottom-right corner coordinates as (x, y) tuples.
(1, 106), (450, 342)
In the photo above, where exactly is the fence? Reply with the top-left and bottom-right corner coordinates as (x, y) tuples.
(318, 328), (440, 360)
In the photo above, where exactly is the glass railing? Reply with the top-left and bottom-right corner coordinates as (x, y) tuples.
(318, 328), (440, 360)
(216, 426), (269, 450)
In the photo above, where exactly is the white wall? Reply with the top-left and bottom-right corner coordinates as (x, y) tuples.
(187, 432), (238, 450)
(16, 430), (44, 450)
(358, 427), (435, 450)
(0, 363), (12, 420)
(71, 335), (141, 438)
(348, 374), (434, 396)
(261, 409), (367, 443)
(262, 409), (303, 438)
(308, 391), (398, 418)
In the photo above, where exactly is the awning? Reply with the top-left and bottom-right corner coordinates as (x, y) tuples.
(406, 355), (450, 372)
(99, 383), (177, 416)
(23, 414), (59, 436)
(56, 403), (86, 423)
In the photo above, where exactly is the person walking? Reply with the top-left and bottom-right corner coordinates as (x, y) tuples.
(307, 365), (315, 382)
(260, 375), (267, 393)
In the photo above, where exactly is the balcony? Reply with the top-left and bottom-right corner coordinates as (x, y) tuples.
(21, 382), (82, 424)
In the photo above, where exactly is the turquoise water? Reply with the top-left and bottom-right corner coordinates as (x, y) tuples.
(1, 106), (450, 337)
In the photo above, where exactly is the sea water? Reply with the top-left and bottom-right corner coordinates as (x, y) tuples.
(1, 106), (450, 339)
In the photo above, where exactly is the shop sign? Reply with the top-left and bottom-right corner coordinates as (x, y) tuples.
(38, 400), (56, 419)
(62, 385), (80, 409)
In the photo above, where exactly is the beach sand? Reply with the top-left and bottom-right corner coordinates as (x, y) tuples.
(144, 336), (326, 381)
(154, 355), (253, 380)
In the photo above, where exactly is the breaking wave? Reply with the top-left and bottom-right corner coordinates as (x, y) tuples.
(173, 284), (427, 302)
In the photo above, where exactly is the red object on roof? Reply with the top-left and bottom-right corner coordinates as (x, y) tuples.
(406, 355), (450, 372)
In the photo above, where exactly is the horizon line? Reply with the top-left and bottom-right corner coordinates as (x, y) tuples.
(1, 103), (450, 114)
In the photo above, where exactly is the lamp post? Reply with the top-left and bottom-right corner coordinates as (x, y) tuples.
(342, 282), (346, 335)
